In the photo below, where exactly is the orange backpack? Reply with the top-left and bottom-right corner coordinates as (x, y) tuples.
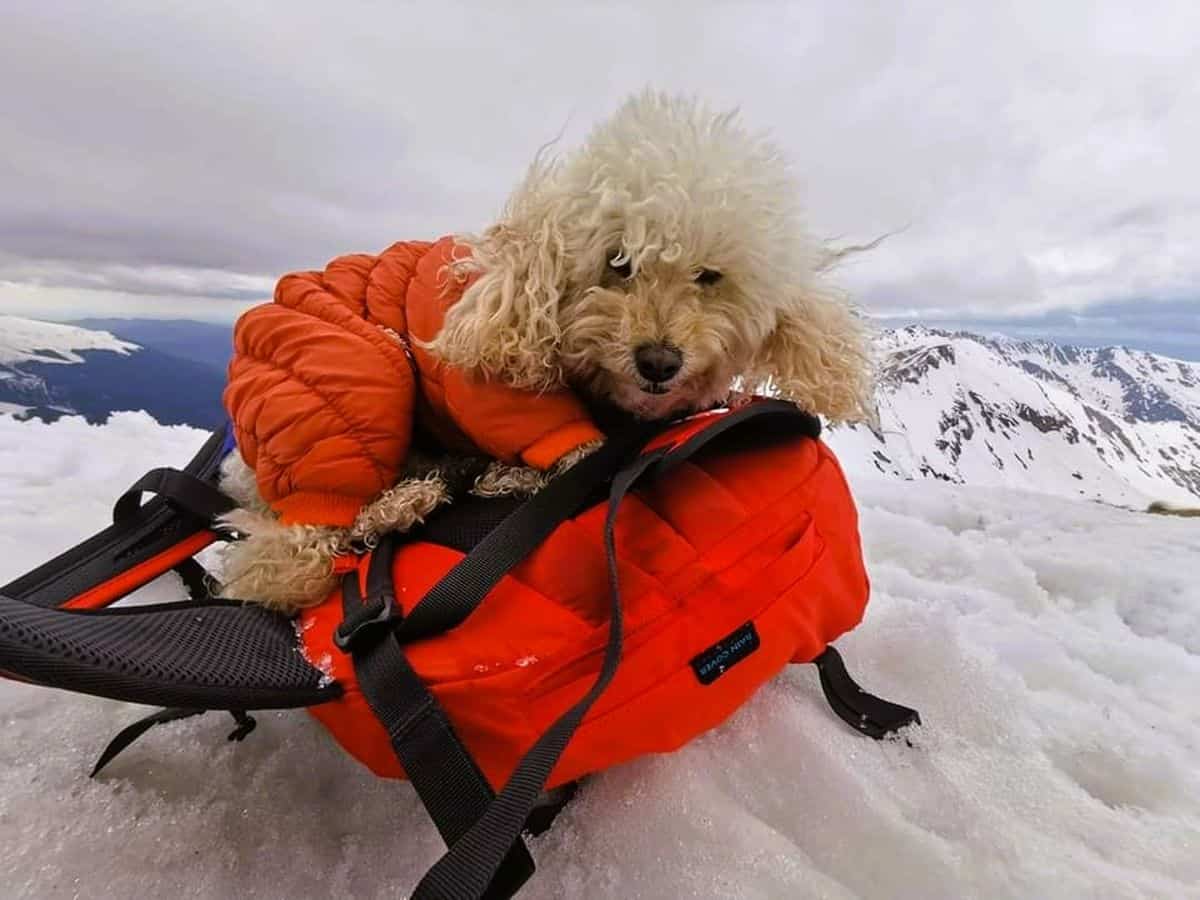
(298, 399), (918, 897)
(0, 398), (919, 900)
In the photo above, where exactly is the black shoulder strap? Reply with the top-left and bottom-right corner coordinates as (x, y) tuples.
(409, 443), (668, 900)
(341, 542), (537, 899)
(389, 425), (657, 644)
(338, 441), (659, 899)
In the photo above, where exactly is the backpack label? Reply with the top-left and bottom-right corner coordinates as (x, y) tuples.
(691, 622), (760, 685)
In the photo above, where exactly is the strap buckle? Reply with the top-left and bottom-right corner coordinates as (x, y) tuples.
(334, 592), (400, 652)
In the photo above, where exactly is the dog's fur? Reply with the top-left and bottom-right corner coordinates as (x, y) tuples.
(216, 90), (876, 614)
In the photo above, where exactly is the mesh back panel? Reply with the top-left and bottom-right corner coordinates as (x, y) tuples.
(0, 594), (338, 709)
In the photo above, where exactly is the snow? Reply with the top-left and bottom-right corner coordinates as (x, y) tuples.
(828, 326), (1200, 509)
(1, 414), (1199, 899)
(0, 314), (138, 366)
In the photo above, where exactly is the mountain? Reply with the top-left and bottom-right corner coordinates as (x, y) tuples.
(70, 318), (233, 372)
(6, 315), (1200, 507)
(827, 326), (1200, 508)
(0, 316), (226, 428)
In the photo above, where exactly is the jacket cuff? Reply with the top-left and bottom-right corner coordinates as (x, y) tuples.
(520, 420), (605, 470)
(273, 492), (364, 528)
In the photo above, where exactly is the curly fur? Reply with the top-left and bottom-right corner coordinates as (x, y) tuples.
(471, 438), (603, 498)
(348, 474), (450, 544)
(222, 91), (876, 614)
(471, 462), (550, 498)
(217, 454), (450, 612)
(426, 89), (874, 424)
(217, 508), (348, 613)
(218, 452), (273, 517)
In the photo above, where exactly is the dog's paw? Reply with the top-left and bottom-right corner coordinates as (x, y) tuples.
(551, 438), (605, 475)
(216, 511), (348, 614)
(472, 462), (549, 498)
(350, 475), (452, 544)
(471, 439), (606, 499)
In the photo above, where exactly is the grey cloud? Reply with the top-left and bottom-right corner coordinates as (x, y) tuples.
(0, 254), (273, 301)
(1, 0), (1198, 359)
(1102, 205), (1171, 232)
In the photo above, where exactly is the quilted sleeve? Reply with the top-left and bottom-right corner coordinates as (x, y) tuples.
(431, 366), (604, 468)
(404, 237), (604, 468)
(223, 257), (417, 527)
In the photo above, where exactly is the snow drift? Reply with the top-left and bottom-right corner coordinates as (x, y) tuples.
(0, 413), (1197, 899)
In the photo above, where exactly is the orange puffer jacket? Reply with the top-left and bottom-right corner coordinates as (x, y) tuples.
(224, 236), (603, 527)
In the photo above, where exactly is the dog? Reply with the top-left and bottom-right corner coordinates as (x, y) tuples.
(215, 89), (876, 614)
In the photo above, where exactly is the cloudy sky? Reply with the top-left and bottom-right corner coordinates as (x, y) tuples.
(2, 1), (1198, 358)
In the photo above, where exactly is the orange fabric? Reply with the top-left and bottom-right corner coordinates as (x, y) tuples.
(520, 420), (606, 469)
(223, 237), (602, 526)
(62, 531), (219, 610)
(299, 412), (869, 790)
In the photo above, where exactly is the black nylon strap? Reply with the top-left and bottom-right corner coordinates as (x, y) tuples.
(90, 707), (206, 776)
(655, 399), (821, 478)
(341, 537), (536, 899)
(812, 646), (921, 739)
(173, 558), (215, 603)
(89, 708), (257, 777)
(113, 467), (236, 526)
(411, 446), (668, 900)
(393, 426), (657, 644)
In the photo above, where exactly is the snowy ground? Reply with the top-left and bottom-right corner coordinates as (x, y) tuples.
(1, 413), (1198, 899)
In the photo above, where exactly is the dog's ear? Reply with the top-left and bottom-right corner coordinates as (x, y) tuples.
(751, 283), (877, 425)
(426, 165), (573, 391)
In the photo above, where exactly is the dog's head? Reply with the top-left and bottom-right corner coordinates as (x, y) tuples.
(428, 90), (874, 424)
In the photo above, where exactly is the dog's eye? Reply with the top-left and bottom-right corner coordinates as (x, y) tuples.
(609, 256), (633, 279)
(695, 268), (723, 286)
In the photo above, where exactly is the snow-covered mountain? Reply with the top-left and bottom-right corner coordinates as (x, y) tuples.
(828, 326), (1200, 508)
(0, 315), (226, 428)
(5, 314), (1199, 509)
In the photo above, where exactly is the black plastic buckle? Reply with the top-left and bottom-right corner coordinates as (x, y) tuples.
(334, 594), (400, 652)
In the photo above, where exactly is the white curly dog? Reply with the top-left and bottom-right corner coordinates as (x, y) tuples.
(218, 89), (876, 613)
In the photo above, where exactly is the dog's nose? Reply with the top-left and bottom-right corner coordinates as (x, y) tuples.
(634, 343), (683, 384)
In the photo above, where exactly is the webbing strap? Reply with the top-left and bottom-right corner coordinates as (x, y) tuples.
(813, 646), (921, 739)
(392, 426), (657, 644)
(173, 558), (216, 602)
(341, 538), (536, 900)
(90, 708), (257, 777)
(90, 707), (205, 776)
(410, 445), (667, 900)
(112, 467), (236, 526)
